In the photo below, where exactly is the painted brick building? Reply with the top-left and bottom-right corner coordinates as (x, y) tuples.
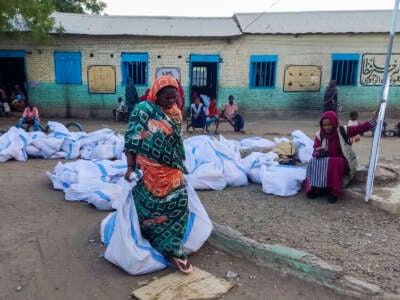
(1, 10), (400, 118)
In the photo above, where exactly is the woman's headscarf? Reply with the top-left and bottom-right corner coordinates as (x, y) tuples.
(148, 76), (179, 102)
(148, 76), (181, 124)
(320, 110), (338, 138)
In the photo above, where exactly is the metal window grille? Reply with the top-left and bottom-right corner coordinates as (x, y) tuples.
(332, 59), (358, 86)
(192, 66), (208, 87)
(124, 61), (147, 85)
(251, 61), (276, 87)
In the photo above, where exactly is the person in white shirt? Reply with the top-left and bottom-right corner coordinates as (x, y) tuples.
(348, 111), (361, 144)
(113, 97), (128, 122)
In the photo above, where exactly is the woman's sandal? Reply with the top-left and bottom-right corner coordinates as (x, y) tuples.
(172, 257), (194, 274)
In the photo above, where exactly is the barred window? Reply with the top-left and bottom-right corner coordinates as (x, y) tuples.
(121, 53), (148, 85)
(192, 66), (207, 87)
(331, 54), (359, 86)
(249, 55), (277, 88)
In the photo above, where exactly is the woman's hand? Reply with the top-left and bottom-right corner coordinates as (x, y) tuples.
(316, 147), (328, 158)
(124, 152), (137, 182)
(124, 166), (135, 182)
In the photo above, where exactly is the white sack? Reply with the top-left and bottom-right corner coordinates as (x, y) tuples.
(100, 179), (212, 275)
(0, 127), (28, 162)
(260, 164), (307, 196)
(292, 130), (314, 163)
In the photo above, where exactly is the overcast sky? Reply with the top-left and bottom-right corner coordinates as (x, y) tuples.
(102, 0), (398, 17)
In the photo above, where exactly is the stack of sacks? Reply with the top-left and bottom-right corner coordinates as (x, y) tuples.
(0, 122), (125, 162)
(80, 128), (124, 161)
(184, 135), (227, 190)
(0, 127), (29, 162)
(184, 134), (250, 190)
(45, 130), (313, 199)
(47, 158), (128, 210)
(239, 151), (279, 184)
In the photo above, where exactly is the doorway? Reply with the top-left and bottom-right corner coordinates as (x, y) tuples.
(189, 54), (220, 103)
(0, 50), (27, 101)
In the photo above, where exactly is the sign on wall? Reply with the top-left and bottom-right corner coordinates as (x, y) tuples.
(88, 65), (116, 93)
(155, 67), (181, 82)
(361, 53), (400, 86)
(283, 65), (321, 92)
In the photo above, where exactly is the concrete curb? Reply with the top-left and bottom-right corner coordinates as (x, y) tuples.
(208, 222), (400, 299)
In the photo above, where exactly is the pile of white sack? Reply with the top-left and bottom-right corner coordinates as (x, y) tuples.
(0, 121), (124, 162)
(45, 128), (314, 275)
(46, 129), (314, 211)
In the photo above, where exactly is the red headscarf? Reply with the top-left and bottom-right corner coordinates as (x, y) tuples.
(148, 76), (179, 102)
(320, 110), (339, 139)
(148, 76), (182, 124)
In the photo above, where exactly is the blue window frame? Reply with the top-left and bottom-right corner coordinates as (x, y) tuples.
(249, 55), (277, 88)
(331, 53), (359, 86)
(54, 52), (82, 84)
(121, 53), (148, 85)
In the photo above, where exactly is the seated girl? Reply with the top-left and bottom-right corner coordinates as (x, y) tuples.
(205, 98), (219, 134)
(306, 110), (377, 204)
(188, 97), (206, 133)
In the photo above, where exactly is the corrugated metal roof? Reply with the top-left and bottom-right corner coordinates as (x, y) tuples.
(234, 10), (400, 34)
(52, 12), (241, 37)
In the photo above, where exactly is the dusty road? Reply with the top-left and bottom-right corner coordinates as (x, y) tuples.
(1, 115), (396, 300)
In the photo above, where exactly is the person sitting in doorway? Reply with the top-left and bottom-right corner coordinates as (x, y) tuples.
(12, 84), (26, 111)
(188, 96), (206, 133)
(0, 86), (10, 116)
(205, 98), (219, 134)
(17, 101), (40, 131)
(221, 95), (244, 133)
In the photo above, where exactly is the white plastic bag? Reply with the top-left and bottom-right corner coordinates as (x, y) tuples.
(292, 130), (314, 163)
(100, 179), (212, 275)
(260, 164), (307, 196)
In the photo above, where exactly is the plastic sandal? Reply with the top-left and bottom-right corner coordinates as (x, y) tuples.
(172, 257), (194, 274)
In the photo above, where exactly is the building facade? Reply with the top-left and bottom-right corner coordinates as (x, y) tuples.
(1, 10), (400, 118)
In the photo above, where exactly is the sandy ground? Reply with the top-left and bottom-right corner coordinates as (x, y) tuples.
(1, 114), (398, 299)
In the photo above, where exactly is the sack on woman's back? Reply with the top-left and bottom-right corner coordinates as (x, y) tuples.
(272, 141), (297, 165)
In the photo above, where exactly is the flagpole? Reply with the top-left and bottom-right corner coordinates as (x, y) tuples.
(365, 0), (400, 201)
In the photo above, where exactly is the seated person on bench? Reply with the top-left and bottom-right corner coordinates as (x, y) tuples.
(188, 96), (206, 133)
(205, 98), (219, 134)
(17, 101), (40, 131)
(221, 95), (244, 132)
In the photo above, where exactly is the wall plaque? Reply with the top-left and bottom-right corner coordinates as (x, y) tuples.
(361, 53), (400, 86)
(155, 67), (181, 82)
(283, 65), (321, 92)
(88, 65), (116, 93)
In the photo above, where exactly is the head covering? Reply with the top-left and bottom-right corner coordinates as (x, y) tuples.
(148, 76), (179, 102)
(320, 111), (338, 138)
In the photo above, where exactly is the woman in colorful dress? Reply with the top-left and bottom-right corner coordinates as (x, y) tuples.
(306, 110), (377, 203)
(124, 76), (193, 274)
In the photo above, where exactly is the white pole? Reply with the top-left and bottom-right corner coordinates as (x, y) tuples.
(365, 0), (400, 201)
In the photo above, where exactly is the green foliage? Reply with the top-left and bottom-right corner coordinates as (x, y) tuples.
(0, 0), (106, 42)
(53, 0), (106, 15)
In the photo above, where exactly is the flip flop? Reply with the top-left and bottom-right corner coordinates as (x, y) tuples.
(172, 257), (194, 274)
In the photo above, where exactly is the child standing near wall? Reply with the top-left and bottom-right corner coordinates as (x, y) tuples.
(348, 111), (361, 144)
(113, 97), (128, 122)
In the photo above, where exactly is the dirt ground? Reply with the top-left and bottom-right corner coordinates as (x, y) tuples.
(0, 114), (398, 299)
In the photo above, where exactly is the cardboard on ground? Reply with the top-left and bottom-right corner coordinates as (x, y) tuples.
(131, 267), (235, 300)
